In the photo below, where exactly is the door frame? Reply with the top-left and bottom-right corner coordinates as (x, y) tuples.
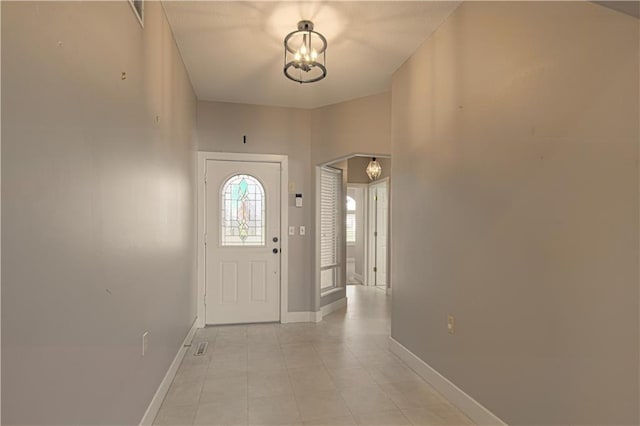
(315, 165), (345, 298)
(368, 177), (390, 288)
(197, 152), (289, 327)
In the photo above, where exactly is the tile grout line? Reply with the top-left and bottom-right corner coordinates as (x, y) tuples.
(317, 328), (371, 426)
(321, 316), (410, 425)
(280, 328), (305, 425)
(188, 329), (214, 426)
(161, 288), (472, 426)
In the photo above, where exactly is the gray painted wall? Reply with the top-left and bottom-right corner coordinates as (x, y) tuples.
(391, 1), (639, 424)
(1, 4), (3, 421)
(311, 93), (391, 166)
(197, 95), (392, 312)
(196, 101), (313, 312)
(2, 2), (197, 424)
(311, 94), (391, 309)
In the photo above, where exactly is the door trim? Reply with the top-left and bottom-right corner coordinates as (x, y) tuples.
(197, 152), (289, 327)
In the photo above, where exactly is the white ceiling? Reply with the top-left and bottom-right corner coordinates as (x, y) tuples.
(162, 1), (461, 109)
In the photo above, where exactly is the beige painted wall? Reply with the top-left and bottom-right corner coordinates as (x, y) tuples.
(2, 1), (197, 424)
(391, 2), (639, 424)
(197, 101), (313, 312)
(311, 92), (392, 165)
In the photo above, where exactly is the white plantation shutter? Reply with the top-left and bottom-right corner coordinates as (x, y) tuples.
(320, 167), (341, 290)
(346, 213), (356, 244)
(346, 196), (356, 244)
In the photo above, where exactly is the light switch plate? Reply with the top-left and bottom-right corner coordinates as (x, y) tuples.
(299, 226), (306, 236)
(289, 226), (295, 236)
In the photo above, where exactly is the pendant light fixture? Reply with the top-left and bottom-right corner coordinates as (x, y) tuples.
(283, 20), (327, 84)
(366, 158), (382, 181)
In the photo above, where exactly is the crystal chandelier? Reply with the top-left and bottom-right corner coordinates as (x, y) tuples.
(283, 20), (327, 84)
(366, 158), (382, 181)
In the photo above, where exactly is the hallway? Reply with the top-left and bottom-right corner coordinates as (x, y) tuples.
(154, 286), (474, 425)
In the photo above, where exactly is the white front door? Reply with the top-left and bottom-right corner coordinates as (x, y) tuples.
(205, 160), (281, 325)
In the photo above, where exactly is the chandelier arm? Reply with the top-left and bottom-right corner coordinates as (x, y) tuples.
(284, 30), (328, 54)
(284, 61), (327, 84)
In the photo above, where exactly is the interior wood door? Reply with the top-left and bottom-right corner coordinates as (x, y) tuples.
(205, 160), (281, 325)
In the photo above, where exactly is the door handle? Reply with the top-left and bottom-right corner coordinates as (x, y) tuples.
(272, 248), (279, 254)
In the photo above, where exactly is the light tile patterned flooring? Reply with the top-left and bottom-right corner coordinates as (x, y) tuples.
(154, 286), (475, 426)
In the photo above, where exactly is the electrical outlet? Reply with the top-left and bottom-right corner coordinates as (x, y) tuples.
(447, 315), (455, 334)
(142, 331), (149, 356)
(289, 226), (295, 236)
(299, 226), (306, 236)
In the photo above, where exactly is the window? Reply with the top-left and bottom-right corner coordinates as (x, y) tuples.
(320, 167), (341, 291)
(346, 196), (356, 245)
(220, 174), (265, 246)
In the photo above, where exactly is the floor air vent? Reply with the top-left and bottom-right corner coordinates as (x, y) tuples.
(194, 341), (208, 356)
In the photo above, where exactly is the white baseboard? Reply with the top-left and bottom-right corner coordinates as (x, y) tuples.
(389, 337), (507, 426)
(320, 297), (347, 317)
(285, 311), (322, 323)
(286, 298), (347, 324)
(140, 318), (199, 426)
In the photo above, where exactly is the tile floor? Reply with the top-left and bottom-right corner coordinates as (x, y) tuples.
(154, 285), (475, 426)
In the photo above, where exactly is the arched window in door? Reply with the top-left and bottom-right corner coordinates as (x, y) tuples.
(220, 174), (265, 246)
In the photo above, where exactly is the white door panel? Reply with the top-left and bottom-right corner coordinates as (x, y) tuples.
(376, 185), (388, 287)
(368, 180), (389, 288)
(205, 160), (281, 325)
